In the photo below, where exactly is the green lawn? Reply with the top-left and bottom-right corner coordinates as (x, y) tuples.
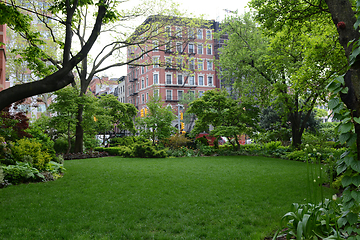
(0, 156), (337, 239)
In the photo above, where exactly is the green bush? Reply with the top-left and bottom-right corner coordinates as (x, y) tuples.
(54, 137), (74, 154)
(3, 162), (44, 184)
(264, 141), (282, 151)
(109, 137), (134, 147)
(11, 138), (52, 170)
(195, 136), (209, 146)
(118, 146), (133, 157)
(286, 150), (306, 161)
(26, 126), (56, 160)
(132, 142), (167, 158)
(165, 134), (191, 149)
(0, 166), (4, 183)
(45, 161), (66, 175)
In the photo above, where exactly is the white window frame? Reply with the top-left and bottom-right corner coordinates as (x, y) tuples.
(207, 44), (212, 55)
(165, 26), (171, 37)
(197, 29), (203, 39)
(142, 94), (145, 103)
(198, 90), (204, 97)
(207, 60), (213, 70)
(188, 28), (195, 38)
(177, 74), (183, 85)
(197, 44), (203, 54)
(166, 89), (172, 100)
(166, 73), (172, 85)
(198, 59), (204, 71)
(206, 29), (212, 40)
(153, 73), (159, 85)
(207, 76), (213, 86)
(153, 56), (160, 68)
(177, 90), (184, 101)
(176, 42), (182, 53)
(198, 75), (204, 86)
(153, 40), (159, 51)
(141, 78), (144, 89)
(189, 75), (195, 85)
(188, 43), (195, 54)
(154, 89), (159, 97)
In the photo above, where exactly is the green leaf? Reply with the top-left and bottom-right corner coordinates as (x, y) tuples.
(328, 98), (340, 110)
(334, 75), (345, 85)
(354, 117), (360, 124)
(326, 81), (341, 92)
(348, 133), (357, 147)
(342, 175), (352, 187)
(341, 87), (349, 94)
(355, 19), (360, 30)
(344, 156), (354, 166)
(338, 217), (347, 228)
(350, 158), (360, 172)
(339, 132), (351, 144)
(337, 162), (347, 175)
(351, 190), (360, 202)
(352, 175), (360, 187)
(341, 122), (353, 134)
(347, 212), (358, 225)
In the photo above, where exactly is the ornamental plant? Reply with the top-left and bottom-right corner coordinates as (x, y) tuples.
(11, 138), (52, 171)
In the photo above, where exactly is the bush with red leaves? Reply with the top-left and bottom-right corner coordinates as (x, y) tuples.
(0, 100), (32, 142)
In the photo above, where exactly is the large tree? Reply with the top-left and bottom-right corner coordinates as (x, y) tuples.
(216, 12), (346, 148)
(187, 89), (259, 150)
(0, 0), (119, 110)
(249, 0), (360, 155)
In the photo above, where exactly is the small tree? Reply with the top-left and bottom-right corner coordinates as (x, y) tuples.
(136, 96), (177, 146)
(188, 89), (259, 150)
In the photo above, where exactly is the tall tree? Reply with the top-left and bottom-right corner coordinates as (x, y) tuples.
(216, 12), (346, 148)
(0, 0), (119, 110)
(249, 0), (360, 155)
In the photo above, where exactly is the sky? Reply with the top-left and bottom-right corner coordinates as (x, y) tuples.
(101, 0), (251, 78)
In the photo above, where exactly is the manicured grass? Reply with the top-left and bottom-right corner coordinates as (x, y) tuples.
(0, 156), (337, 239)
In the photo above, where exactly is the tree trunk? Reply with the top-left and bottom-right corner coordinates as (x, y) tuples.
(289, 114), (302, 149)
(74, 104), (84, 153)
(325, 0), (360, 160)
(66, 121), (71, 154)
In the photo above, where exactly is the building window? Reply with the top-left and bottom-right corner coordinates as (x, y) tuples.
(198, 76), (204, 86)
(198, 90), (204, 97)
(188, 43), (194, 54)
(178, 90), (184, 100)
(166, 90), (172, 100)
(153, 40), (159, 51)
(207, 44), (212, 55)
(198, 59), (204, 70)
(141, 79), (144, 89)
(177, 74), (183, 85)
(206, 29), (212, 39)
(142, 94), (145, 103)
(176, 58), (183, 69)
(198, 44), (203, 54)
(207, 76), (213, 86)
(189, 90), (195, 98)
(207, 60), (212, 70)
(146, 92), (149, 102)
(166, 74), (172, 84)
(197, 29), (203, 39)
(141, 66), (145, 74)
(189, 59), (195, 70)
(188, 28), (195, 38)
(189, 75), (195, 85)
(165, 26), (171, 37)
(176, 27), (182, 38)
(153, 73), (159, 84)
(165, 41), (171, 52)
(146, 76), (148, 87)
(153, 57), (159, 68)
(176, 42), (182, 53)
(165, 57), (172, 68)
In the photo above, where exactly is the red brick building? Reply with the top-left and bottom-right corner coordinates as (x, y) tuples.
(0, 24), (9, 91)
(126, 16), (221, 131)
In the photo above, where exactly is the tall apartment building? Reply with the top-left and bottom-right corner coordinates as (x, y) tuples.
(126, 15), (221, 118)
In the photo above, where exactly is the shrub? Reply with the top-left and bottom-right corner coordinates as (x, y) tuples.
(166, 133), (192, 149)
(286, 150), (306, 162)
(132, 141), (167, 158)
(11, 138), (52, 170)
(2, 162), (45, 184)
(26, 126), (56, 160)
(264, 141), (282, 151)
(45, 161), (66, 175)
(118, 146), (133, 157)
(0, 166), (3, 183)
(54, 137), (74, 154)
(109, 137), (134, 147)
(195, 136), (209, 146)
